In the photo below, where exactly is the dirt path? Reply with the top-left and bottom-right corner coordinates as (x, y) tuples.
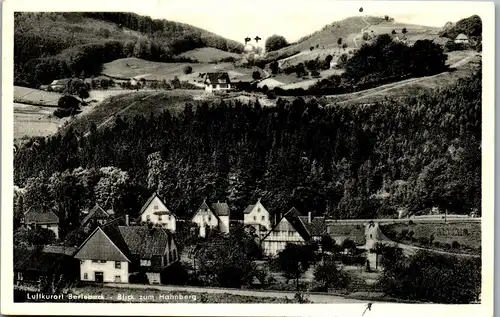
(103, 283), (369, 303)
(331, 54), (477, 104)
(353, 16), (372, 48)
(364, 223), (480, 258)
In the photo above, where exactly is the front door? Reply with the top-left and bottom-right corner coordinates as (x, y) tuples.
(95, 272), (104, 282)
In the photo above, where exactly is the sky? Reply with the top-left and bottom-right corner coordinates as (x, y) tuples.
(134, 0), (479, 47)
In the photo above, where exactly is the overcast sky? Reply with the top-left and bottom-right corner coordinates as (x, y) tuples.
(134, 1), (478, 46)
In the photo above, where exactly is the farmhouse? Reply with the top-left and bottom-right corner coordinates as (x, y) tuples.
(48, 78), (71, 92)
(243, 198), (272, 234)
(74, 220), (178, 284)
(203, 72), (232, 93)
(260, 207), (311, 257)
(80, 203), (115, 233)
(454, 33), (470, 44)
(191, 199), (230, 237)
(23, 208), (60, 240)
(138, 192), (176, 232)
(298, 213), (327, 242)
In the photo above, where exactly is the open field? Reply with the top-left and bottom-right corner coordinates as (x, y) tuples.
(14, 86), (64, 107)
(179, 47), (241, 62)
(102, 57), (260, 83)
(380, 222), (481, 255)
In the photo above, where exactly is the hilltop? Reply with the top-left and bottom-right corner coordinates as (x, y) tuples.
(14, 12), (244, 87)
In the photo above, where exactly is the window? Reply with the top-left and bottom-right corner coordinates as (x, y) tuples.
(288, 231), (293, 236)
(257, 208), (260, 212)
(140, 259), (151, 266)
(146, 215), (151, 221)
(80, 260), (84, 264)
(168, 215), (171, 221)
(154, 205), (159, 210)
(219, 83), (228, 88)
(115, 275), (121, 282)
(261, 216), (265, 221)
(158, 215), (162, 221)
(208, 216), (212, 222)
(115, 261), (121, 269)
(83, 273), (88, 280)
(212, 84), (216, 88)
(253, 216), (256, 221)
(92, 260), (98, 263)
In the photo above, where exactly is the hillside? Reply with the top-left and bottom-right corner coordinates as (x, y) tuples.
(14, 12), (244, 87)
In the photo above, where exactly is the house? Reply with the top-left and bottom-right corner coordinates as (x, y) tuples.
(80, 204), (115, 233)
(74, 220), (178, 284)
(454, 33), (470, 44)
(191, 199), (230, 237)
(23, 208), (60, 240)
(260, 207), (312, 257)
(138, 192), (176, 232)
(203, 72), (232, 93)
(298, 213), (327, 242)
(243, 198), (272, 234)
(14, 245), (78, 287)
(48, 78), (71, 92)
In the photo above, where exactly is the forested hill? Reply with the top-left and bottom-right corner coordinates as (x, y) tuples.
(14, 68), (481, 226)
(14, 12), (244, 87)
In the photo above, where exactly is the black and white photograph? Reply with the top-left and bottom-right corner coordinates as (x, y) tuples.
(1, 0), (495, 315)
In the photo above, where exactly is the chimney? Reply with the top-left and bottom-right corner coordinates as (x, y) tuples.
(125, 214), (129, 226)
(308, 212), (312, 224)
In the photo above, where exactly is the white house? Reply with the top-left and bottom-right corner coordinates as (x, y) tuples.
(74, 220), (178, 284)
(243, 198), (272, 232)
(454, 33), (470, 44)
(191, 200), (230, 237)
(80, 203), (115, 233)
(138, 192), (176, 232)
(203, 72), (232, 93)
(260, 207), (311, 257)
(23, 208), (60, 240)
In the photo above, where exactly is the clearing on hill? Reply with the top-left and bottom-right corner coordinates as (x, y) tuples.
(179, 47), (241, 63)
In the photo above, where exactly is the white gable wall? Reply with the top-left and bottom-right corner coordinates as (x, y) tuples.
(243, 201), (271, 230)
(79, 260), (129, 283)
(192, 208), (219, 237)
(261, 218), (305, 257)
(140, 196), (176, 232)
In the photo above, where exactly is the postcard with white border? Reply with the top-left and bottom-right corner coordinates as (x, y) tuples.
(1, 0), (495, 316)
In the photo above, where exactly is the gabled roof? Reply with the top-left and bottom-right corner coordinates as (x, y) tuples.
(210, 202), (229, 217)
(204, 72), (231, 84)
(456, 33), (469, 40)
(243, 205), (255, 214)
(119, 226), (172, 264)
(139, 192), (172, 216)
(24, 208), (59, 224)
(74, 220), (131, 262)
(298, 216), (327, 237)
(50, 78), (71, 86)
(261, 207), (312, 242)
(81, 204), (113, 225)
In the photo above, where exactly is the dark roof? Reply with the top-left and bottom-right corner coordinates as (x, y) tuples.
(210, 202), (229, 217)
(243, 205), (255, 214)
(298, 216), (327, 237)
(261, 208), (311, 242)
(204, 72), (231, 84)
(119, 226), (171, 263)
(81, 204), (113, 225)
(42, 245), (77, 256)
(24, 208), (59, 224)
(74, 220), (131, 262)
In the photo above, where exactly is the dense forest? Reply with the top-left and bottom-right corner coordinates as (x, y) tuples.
(14, 12), (244, 87)
(14, 67), (481, 235)
(440, 15), (482, 42)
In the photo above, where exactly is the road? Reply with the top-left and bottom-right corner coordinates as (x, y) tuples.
(361, 222), (480, 258)
(104, 283), (369, 303)
(353, 16), (372, 48)
(335, 54), (478, 104)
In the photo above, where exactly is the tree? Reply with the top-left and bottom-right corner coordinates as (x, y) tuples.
(57, 95), (80, 109)
(325, 54), (333, 64)
(310, 46), (314, 51)
(392, 30), (397, 35)
(342, 43), (348, 50)
(183, 65), (193, 74)
(277, 243), (315, 291)
(337, 53), (349, 68)
(402, 27), (407, 34)
(294, 63), (306, 77)
(269, 61), (279, 74)
(265, 35), (288, 52)
(337, 38), (343, 46)
(252, 71), (262, 80)
(314, 259), (349, 291)
(77, 87), (89, 102)
(363, 32), (370, 41)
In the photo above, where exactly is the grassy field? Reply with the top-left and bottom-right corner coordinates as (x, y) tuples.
(14, 86), (64, 107)
(102, 57), (260, 83)
(327, 224), (366, 245)
(179, 47), (241, 62)
(381, 222), (481, 254)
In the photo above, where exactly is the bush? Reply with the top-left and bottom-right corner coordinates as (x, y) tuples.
(434, 241), (441, 247)
(183, 66), (193, 74)
(443, 243), (452, 250)
(451, 241), (461, 249)
(418, 237), (429, 245)
(57, 95), (80, 109)
(408, 220), (414, 225)
(252, 71), (262, 80)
